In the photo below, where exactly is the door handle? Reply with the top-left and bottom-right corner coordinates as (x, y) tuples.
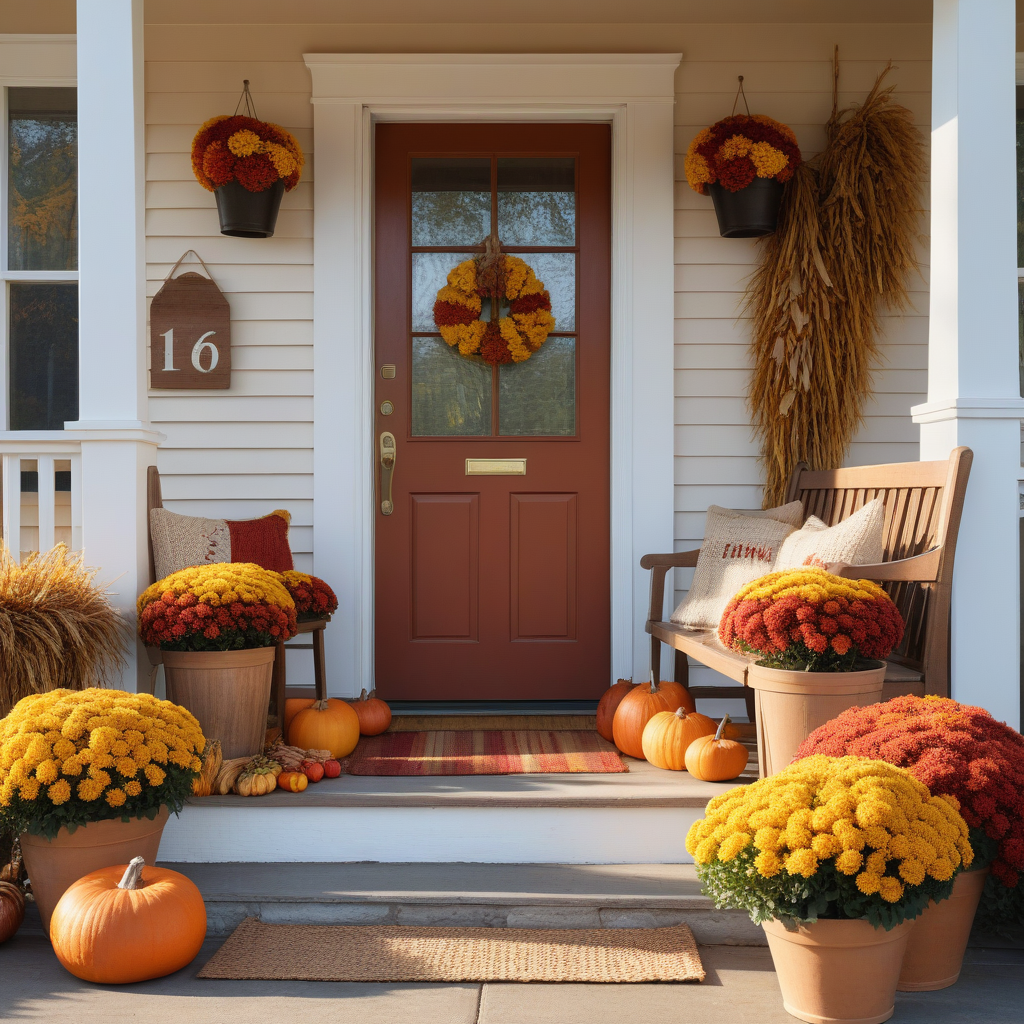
(379, 431), (396, 515)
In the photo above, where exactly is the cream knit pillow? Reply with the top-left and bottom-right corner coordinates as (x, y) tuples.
(775, 498), (885, 571)
(669, 502), (802, 631)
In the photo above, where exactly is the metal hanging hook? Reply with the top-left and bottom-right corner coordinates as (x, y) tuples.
(731, 75), (751, 117)
(233, 80), (259, 120)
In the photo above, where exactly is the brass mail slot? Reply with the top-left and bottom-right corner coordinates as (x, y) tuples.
(465, 458), (526, 476)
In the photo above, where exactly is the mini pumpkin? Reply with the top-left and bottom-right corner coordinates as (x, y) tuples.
(289, 698), (360, 758)
(641, 707), (717, 771)
(596, 679), (636, 742)
(611, 676), (695, 759)
(277, 771), (309, 792)
(234, 755), (282, 797)
(0, 880), (25, 944)
(684, 713), (750, 781)
(49, 857), (206, 984)
(351, 688), (392, 736)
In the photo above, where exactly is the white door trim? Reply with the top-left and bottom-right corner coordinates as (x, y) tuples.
(305, 53), (679, 695)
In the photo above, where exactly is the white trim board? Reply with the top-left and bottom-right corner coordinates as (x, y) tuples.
(304, 53), (680, 694)
(0, 35), (76, 85)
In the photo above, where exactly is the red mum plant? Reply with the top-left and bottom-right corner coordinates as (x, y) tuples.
(685, 114), (801, 195)
(796, 695), (1024, 935)
(191, 115), (304, 194)
(718, 567), (904, 672)
(274, 571), (338, 622)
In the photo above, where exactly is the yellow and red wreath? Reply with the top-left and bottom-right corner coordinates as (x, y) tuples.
(433, 247), (556, 366)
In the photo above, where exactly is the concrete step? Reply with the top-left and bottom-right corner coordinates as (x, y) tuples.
(160, 861), (765, 944)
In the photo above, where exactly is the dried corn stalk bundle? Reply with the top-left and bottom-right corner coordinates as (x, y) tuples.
(748, 57), (925, 506)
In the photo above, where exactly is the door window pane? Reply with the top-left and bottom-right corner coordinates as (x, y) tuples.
(8, 87), (77, 271)
(517, 251), (576, 331)
(412, 336), (492, 436)
(498, 157), (575, 246)
(9, 282), (79, 430)
(412, 252), (476, 331)
(498, 337), (575, 436)
(412, 158), (491, 247)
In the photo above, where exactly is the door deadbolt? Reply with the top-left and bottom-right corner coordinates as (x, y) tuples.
(379, 431), (396, 515)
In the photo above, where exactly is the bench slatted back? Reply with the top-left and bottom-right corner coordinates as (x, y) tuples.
(785, 448), (972, 694)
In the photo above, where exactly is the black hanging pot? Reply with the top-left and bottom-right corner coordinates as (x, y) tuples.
(708, 178), (784, 238)
(215, 179), (286, 238)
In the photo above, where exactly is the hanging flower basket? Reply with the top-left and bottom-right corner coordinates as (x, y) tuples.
(685, 105), (801, 238)
(191, 82), (304, 238)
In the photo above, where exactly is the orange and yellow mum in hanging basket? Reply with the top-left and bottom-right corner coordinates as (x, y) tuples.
(433, 253), (555, 366)
(685, 114), (801, 195)
(191, 115), (304, 194)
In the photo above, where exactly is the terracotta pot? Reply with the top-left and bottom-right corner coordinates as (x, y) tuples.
(20, 806), (169, 934)
(763, 916), (915, 1024)
(163, 647), (276, 759)
(747, 661), (886, 777)
(897, 866), (989, 991)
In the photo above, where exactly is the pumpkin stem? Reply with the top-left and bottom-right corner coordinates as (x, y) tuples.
(714, 714), (731, 742)
(117, 857), (146, 891)
(358, 689), (368, 702)
(649, 670), (660, 695)
(311, 699), (331, 711)
(674, 707), (688, 719)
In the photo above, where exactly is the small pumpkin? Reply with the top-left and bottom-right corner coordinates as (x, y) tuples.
(641, 707), (717, 771)
(277, 771), (309, 792)
(300, 759), (325, 783)
(612, 676), (695, 759)
(323, 759), (342, 779)
(234, 755), (282, 797)
(0, 880), (25, 944)
(284, 697), (316, 741)
(596, 679), (636, 742)
(684, 713), (750, 781)
(289, 698), (360, 758)
(351, 688), (392, 736)
(49, 857), (206, 983)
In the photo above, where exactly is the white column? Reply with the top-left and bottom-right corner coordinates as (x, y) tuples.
(913, 0), (1023, 727)
(70, 0), (160, 691)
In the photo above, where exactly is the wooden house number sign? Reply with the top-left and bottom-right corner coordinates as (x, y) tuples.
(150, 252), (231, 389)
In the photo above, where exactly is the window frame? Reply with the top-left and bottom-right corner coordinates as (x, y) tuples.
(0, 34), (77, 433)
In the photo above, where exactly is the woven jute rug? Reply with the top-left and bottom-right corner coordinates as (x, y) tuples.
(340, 729), (627, 776)
(198, 918), (704, 983)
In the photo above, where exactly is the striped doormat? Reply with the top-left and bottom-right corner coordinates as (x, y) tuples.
(340, 729), (628, 775)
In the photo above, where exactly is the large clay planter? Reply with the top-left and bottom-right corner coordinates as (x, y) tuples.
(163, 647), (275, 759)
(897, 866), (989, 991)
(748, 661), (886, 777)
(20, 806), (169, 934)
(763, 916), (915, 1024)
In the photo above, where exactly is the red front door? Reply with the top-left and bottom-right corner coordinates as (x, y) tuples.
(373, 123), (610, 700)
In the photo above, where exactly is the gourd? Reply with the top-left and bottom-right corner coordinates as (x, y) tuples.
(641, 707), (717, 771)
(351, 688), (392, 736)
(214, 756), (251, 795)
(284, 697), (315, 742)
(191, 739), (223, 797)
(323, 759), (342, 779)
(277, 771), (309, 792)
(289, 698), (360, 759)
(300, 759), (325, 782)
(49, 857), (206, 984)
(264, 740), (333, 772)
(611, 676), (695, 759)
(596, 679), (636, 742)
(684, 714), (749, 781)
(234, 756), (282, 797)
(0, 880), (25, 944)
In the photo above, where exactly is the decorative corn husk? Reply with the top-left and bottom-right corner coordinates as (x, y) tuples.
(748, 56), (925, 506)
(0, 543), (128, 717)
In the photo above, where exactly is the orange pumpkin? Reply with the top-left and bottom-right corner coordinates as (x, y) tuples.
(611, 677), (694, 759)
(351, 688), (392, 736)
(0, 880), (25, 944)
(49, 858), (206, 984)
(684, 714), (750, 781)
(641, 707), (717, 771)
(284, 697), (315, 741)
(277, 770), (309, 792)
(596, 679), (636, 742)
(289, 698), (360, 758)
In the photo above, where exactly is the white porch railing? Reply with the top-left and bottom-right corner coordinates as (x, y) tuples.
(1, 441), (83, 558)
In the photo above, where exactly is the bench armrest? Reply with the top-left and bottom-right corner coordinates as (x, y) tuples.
(836, 547), (941, 584)
(640, 549), (700, 624)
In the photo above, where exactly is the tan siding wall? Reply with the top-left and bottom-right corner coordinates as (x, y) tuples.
(144, 22), (932, 699)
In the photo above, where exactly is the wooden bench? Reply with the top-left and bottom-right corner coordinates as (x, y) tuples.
(642, 448), (973, 719)
(144, 466), (329, 718)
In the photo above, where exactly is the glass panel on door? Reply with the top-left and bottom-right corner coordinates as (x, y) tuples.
(409, 155), (578, 438)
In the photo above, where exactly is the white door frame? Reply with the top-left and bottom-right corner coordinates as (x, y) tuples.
(304, 53), (679, 696)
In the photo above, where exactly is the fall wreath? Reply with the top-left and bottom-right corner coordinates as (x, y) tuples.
(433, 235), (555, 366)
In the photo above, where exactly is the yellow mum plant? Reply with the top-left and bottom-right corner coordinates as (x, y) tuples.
(0, 688), (205, 839)
(686, 755), (973, 929)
